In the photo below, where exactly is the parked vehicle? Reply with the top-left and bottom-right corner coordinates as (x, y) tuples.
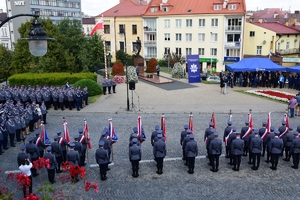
(206, 75), (220, 83)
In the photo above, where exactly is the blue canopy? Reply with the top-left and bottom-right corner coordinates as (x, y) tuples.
(286, 66), (300, 73)
(226, 58), (286, 72)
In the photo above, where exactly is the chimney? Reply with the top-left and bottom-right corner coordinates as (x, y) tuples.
(223, 0), (229, 9)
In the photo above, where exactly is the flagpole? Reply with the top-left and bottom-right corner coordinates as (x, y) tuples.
(63, 117), (69, 151)
(84, 119), (90, 168)
(101, 16), (108, 80)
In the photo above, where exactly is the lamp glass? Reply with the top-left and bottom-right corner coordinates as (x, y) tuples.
(29, 40), (47, 56)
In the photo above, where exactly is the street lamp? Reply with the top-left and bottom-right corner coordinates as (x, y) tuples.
(119, 27), (130, 111)
(0, 14), (54, 56)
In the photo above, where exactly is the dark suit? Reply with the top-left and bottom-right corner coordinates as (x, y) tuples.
(43, 152), (57, 183)
(129, 144), (141, 177)
(249, 136), (263, 169)
(209, 138), (222, 171)
(185, 139), (198, 173)
(291, 137), (300, 168)
(95, 147), (109, 180)
(153, 139), (166, 174)
(231, 138), (244, 170)
(269, 137), (283, 169)
(283, 131), (294, 160)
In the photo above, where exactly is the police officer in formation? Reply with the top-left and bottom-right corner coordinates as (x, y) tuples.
(231, 132), (244, 171)
(209, 132), (222, 172)
(57, 131), (68, 162)
(99, 129), (111, 165)
(51, 135), (63, 173)
(227, 126), (237, 166)
(0, 129), (3, 155)
(34, 130), (45, 158)
(129, 138), (142, 178)
(95, 140), (109, 181)
(153, 133), (166, 174)
(291, 132), (300, 169)
(241, 121), (251, 156)
(247, 128), (255, 165)
(66, 143), (80, 182)
(17, 144), (30, 166)
(205, 122), (215, 158)
(206, 127), (216, 165)
(182, 129), (192, 165)
(180, 124), (188, 160)
(43, 146), (57, 184)
(269, 130), (283, 170)
(151, 125), (159, 146)
(259, 122), (268, 157)
(26, 137), (39, 177)
(283, 126), (294, 161)
(185, 133), (198, 174)
(265, 126), (275, 163)
(249, 129), (262, 170)
(78, 128), (88, 166)
(223, 121), (233, 158)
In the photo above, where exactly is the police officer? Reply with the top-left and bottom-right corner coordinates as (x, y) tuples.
(231, 132), (244, 171)
(278, 120), (288, 137)
(34, 130), (45, 158)
(78, 128), (87, 166)
(259, 122), (268, 157)
(153, 134), (166, 175)
(102, 79), (108, 95)
(17, 144), (30, 167)
(227, 126), (237, 165)
(209, 132), (222, 172)
(265, 126), (275, 163)
(74, 135), (82, 163)
(82, 86), (89, 106)
(129, 138), (141, 178)
(283, 126), (294, 161)
(95, 141), (109, 181)
(6, 115), (16, 147)
(43, 146), (57, 184)
(40, 101), (47, 124)
(182, 129), (192, 165)
(111, 80), (116, 93)
(241, 121), (251, 156)
(185, 134), (198, 174)
(67, 143), (80, 182)
(269, 130), (283, 170)
(223, 121), (233, 158)
(249, 129), (262, 170)
(26, 137), (39, 177)
(51, 135), (63, 173)
(205, 122), (215, 158)
(180, 125), (188, 160)
(291, 131), (300, 169)
(206, 128), (215, 166)
(247, 128), (255, 165)
(57, 131), (68, 162)
(151, 125), (159, 146)
(0, 118), (8, 150)
(99, 129), (111, 165)
(0, 129), (3, 155)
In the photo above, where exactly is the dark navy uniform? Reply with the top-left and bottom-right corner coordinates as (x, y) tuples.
(185, 134), (198, 174)
(43, 146), (58, 184)
(208, 132), (222, 172)
(79, 128), (88, 166)
(249, 131), (263, 170)
(227, 127), (237, 165)
(206, 130), (215, 165)
(259, 122), (267, 157)
(205, 126), (215, 157)
(95, 141), (109, 181)
(57, 132), (68, 162)
(6, 116), (16, 147)
(291, 132), (300, 169)
(231, 133), (244, 171)
(265, 127), (275, 163)
(153, 134), (166, 174)
(283, 127), (294, 161)
(269, 131), (283, 170)
(66, 143), (80, 166)
(241, 121), (251, 156)
(26, 137), (40, 176)
(151, 125), (159, 146)
(247, 130), (255, 164)
(34, 131), (45, 158)
(182, 129), (191, 164)
(129, 138), (141, 177)
(0, 119), (8, 150)
(51, 136), (63, 173)
(0, 129), (3, 155)
(180, 125), (188, 159)
(223, 121), (232, 158)
(74, 136), (82, 160)
(17, 145), (30, 166)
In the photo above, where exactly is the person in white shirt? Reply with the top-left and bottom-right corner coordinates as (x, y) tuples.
(19, 158), (33, 197)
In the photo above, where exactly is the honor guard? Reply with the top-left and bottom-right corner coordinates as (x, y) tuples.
(291, 131), (300, 169)
(231, 132), (244, 171)
(182, 129), (192, 165)
(26, 137), (40, 177)
(51, 135), (63, 173)
(78, 128), (87, 166)
(57, 131), (68, 162)
(269, 130), (283, 170)
(223, 121), (232, 158)
(67, 143), (80, 183)
(129, 138), (142, 178)
(209, 132), (222, 172)
(17, 145), (30, 167)
(153, 134), (166, 175)
(265, 126), (275, 163)
(283, 126), (294, 161)
(43, 146), (58, 184)
(34, 130), (45, 158)
(151, 125), (160, 146)
(74, 135), (83, 165)
(241, 121), (251, 156)
(206, 128), (215, 165)
(185, 134), (198, 174)
(249, 129), (262, 170)
(247, 129), (255, 165)
(259, 122), (268, 157)
(95, 141), (109, 181)
(205, 122), (215, 158)
(180, 125), (188, 159)
(227, 126), (237, 166)
(99, 129), (111, 165)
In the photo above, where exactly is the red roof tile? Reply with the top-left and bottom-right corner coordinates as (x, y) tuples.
(97, 0), (149, 17)
(252, 22), (300, 34)
(144, 0), (246, 16)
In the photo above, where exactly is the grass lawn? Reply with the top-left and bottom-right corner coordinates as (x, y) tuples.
(160, 67), (172, 74)
(89, 95), (101, 104)
(235, 90), (288, 105)
(201, 80), (220, 84)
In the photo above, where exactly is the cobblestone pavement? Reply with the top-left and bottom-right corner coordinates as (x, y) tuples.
(1, 112), (300, 199)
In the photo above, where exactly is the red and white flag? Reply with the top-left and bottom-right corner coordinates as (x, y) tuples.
(211, 113), (216, 130)
(161, 114), (167, 142)
(262, 112), (271, 141)
(283, 113), (289, 128)
(83, 120), (92, 149)
(90, 16), (103, 36)
(225, 129), (233, 146)
(248, 113), (253, 129)
(137, 116), (146, 142)
(62, 121), (70, 143)
(188, 113), (194, 134)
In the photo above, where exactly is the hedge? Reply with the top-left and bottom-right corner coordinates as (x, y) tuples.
(8, 73), (97, 86)
(73, 79), (102, 96)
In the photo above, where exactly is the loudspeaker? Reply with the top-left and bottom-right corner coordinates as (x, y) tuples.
(129, 81), (135, 90)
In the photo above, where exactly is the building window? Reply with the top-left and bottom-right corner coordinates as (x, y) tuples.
(186, 19), (192, 27)
(120, 41), (125, 51)
(199, 19), (205, 27)
(151, 7), (157, 12)
(228, 4), (236, 10)
(132, 24), (137, 35)
(163, 7), (169, 12)
(105, 41), (111, 51)
(211, 33), (218, 42)
(214, 5), (221, 10)
(256, 46), (262, 55)
(277, 42), (280, 50)
(286, 41), (290, 49)
(164, 47), (170, 54)
(227, 34), (240, 42)
(119, 24), (125, 33)
(211, 48), (217, 56)
(104, 25), (110, 34)
(164, 33), (170, 41)
(175, 33), (182, 41)
(198, 33), (205, 42)
(226, 49), (240, 57)
(164, 19), (170, 28)
(132, 41), (137, 52)
(211, 18), (218, 27)
(186, 48), (192, 55)
(198, 48), (204, 56)
(250, 31), (255, 37)
(175, 19), (181, 28)
(186, 33), (192, 42)
(175, 48), (181, 55)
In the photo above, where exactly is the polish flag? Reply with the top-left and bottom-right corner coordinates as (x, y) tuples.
(262, 112), (271, 141)
(83, 119), (92, 149)
(161, 114), (167, 142)
(248, 113), (253, 129)
(188, 113), (194, 134)
(90, 17), (103, 36)
(62, 121), (70, 143)
(211, 113), (216, 130)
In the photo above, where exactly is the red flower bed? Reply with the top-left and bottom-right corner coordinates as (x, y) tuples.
(256, 90), (295, 100)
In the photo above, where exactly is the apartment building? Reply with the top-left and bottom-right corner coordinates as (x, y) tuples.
(0, 10), (12, 50)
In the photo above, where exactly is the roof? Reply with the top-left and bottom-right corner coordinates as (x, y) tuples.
(0, 13), (7, 21)
(144, 0), (246, 16)
(252, 8), (288, 19)
(252, 22), (300, 34)
(292, 25), (300, 31)
(246, 18), (287, 24)
(97, 0), (149, 17)
(82, 17), (95, 24)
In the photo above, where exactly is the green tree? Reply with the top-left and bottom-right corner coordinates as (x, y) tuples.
(116, 50), (134, 66)
(0, 44), (13, 82)
(163, 52), (185, 68)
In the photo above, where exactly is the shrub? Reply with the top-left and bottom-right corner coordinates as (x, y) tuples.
(73, 79), (102, 96)
(145, 58), (158, 73)
(126, 66), (138, 83)
(172, 62), (185, 78)
(111, 61), (125, 76)
(158, 59), (167, 68)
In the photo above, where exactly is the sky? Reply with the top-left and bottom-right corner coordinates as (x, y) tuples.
(0, 0), (299, 17)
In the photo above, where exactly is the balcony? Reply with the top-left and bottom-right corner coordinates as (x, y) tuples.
(144, 40), (157, 46)
(144, 27), (156, 32)
(276, 48), (300, 55)
(225, 26), (241, 31)
(145, 54), (157, 59)
(224, 42), (241, 48)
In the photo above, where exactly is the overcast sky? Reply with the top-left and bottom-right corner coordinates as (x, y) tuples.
(0, 0), (299, 17)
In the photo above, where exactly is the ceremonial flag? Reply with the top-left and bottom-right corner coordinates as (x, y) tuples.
(40, 124), (50, 145)
(62, 121), (70, 143)
(225, 128), (233, 146)
(211, 113), (216, 130)
(283, 113), (289, 128)
(248, 113), (253, 129)
(188, 113), (194, 133)
(83, 120), (92, 149)
(90, 16), (103, 36)
(262, 112), (271, 141)
(107, 118), (118, 144)
(137, 116), (146, 142)
(161, 114), (167, 142)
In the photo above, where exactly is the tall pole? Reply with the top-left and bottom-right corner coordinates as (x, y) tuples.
(124, 29), (130, 111)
